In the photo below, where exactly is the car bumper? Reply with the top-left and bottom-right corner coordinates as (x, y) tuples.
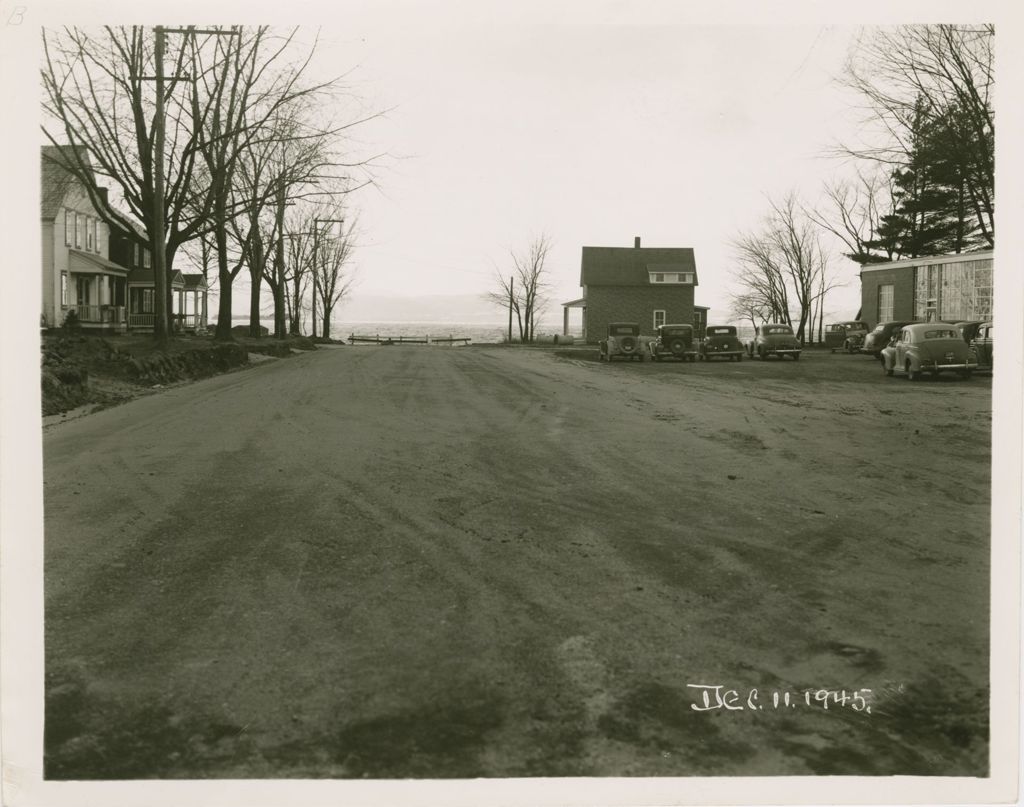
(763, 348), (801, 355)
(920, 362), (978, 371)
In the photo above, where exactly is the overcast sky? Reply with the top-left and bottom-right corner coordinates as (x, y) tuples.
(308, 21), (869, 323)
(21, 3), (1014, 327)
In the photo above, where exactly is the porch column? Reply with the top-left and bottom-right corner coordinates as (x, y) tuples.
(563, 306), (569, 337)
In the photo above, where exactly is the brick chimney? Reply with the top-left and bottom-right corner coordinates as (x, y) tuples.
(634, 236), (641, 248)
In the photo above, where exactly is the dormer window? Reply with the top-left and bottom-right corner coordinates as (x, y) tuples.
(648, 271), (694, 284)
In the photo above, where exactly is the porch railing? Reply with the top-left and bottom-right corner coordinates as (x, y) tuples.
(126, 312), (205, 330)
(128, 312), (155, 328)
(71, 305), (125, 324)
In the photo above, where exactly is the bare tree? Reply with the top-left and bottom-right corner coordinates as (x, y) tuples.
(487, 234), (553, 343)
(42, 25), (383, 343)
(839, 24), (994, 246)
(42, 26), (214, 341)
(805, 171), (902, 264)
(731, 194), (832, 343)
(312, 215), (356, 341)
(729, 291), (770, 332)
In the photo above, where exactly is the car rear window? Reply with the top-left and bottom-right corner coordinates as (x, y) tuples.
(924, 329), (958, 339)
(707, 327), (733, 336)
(610, 325), (637, 335)
(765, 326), (793, 334)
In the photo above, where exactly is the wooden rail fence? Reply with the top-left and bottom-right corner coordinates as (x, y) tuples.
(347, 333), (472, 346)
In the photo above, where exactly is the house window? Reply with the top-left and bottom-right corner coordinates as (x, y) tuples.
(142, 289), (154, 313)
(61, 272), (68, 306)
(649, 272), (692, 284)
(133, 242), (140, 267)
(86, 217), (94, 251)
(878, 284), (894, 322)
(93, 220), (101, 253)
(143, 248), (151, 268)
(64, 210), (72, 246)
(74, 214), (82, 248)
(653, 310), (666, 329)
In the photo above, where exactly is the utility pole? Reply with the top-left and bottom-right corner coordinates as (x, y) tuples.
(152, 26), (168, 342)
(311, 217), (344, 340)
(507, 275), (514, 343)
(144, 25), (238, 343)
(311, 228), (318, 339)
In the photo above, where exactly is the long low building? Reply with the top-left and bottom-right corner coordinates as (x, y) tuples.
(860, 251), (993, 328)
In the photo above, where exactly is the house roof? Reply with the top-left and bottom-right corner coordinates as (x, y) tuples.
(68, 249), (128, 275)
(182, 274), (208, 289)
(859, 250), (993, 273)
(41, 146), (93, 219)
(128, 268), (185, 288)
(580, 245), (698, 286)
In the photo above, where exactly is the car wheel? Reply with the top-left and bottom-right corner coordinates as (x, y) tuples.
(959, 369), (973, 380)
(757, 347), (765, 361)
(793, 353), (800, 361)
(906, 361), (917, 381)
(638, 354), (644, 362)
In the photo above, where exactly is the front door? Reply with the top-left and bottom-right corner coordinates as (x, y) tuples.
(76, 275), (90, 306)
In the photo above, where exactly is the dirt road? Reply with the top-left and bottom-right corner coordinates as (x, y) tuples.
(44, 345), (991, 778)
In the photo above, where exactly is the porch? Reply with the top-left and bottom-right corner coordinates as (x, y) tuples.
(126, 269), (209, 334)
(66, 250), (129, 333)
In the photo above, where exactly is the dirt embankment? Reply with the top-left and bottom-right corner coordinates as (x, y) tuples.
(40, 333), (278, 416)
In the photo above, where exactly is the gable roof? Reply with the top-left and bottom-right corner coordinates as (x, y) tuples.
(41, 145), (94, 219)
(580, 244), (698, 286)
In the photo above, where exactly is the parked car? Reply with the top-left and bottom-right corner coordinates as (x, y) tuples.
(824, 320), (869, 353)
(599, 322), (644, 362)
(954, 320), (985, 344)
(647, 323), (697, 362)
(746, 324), (801, 360)
(862, 320), (913, 358)
(970, 321), (993, 371)
(699, 325), (744, 362)
(881, 323), (976, 380)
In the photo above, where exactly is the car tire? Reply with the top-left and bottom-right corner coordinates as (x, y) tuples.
(959, 369), (973, 380)
(638, 354), (644, 362)
(793, 353), (800, 361)
(906, 361), (917, 381)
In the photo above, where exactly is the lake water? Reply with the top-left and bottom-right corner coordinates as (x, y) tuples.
(237, 318), (571, 345)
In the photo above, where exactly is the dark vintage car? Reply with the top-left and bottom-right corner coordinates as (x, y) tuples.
(954, 320), (985, 344)
(862, 320), (913, 358)
(599, 322), (644, 362)
(746, 324), (801, 360)
(647, 323), (697, 362)
(970, 321), (993, 371)
(824, 320), (869, 353)
(699, 325), (743, 362)
(881, 323), (976, 380)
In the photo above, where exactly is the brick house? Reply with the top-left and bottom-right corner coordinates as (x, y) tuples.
(562, 237), (705, 342)
(859, 251), (993, 328)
